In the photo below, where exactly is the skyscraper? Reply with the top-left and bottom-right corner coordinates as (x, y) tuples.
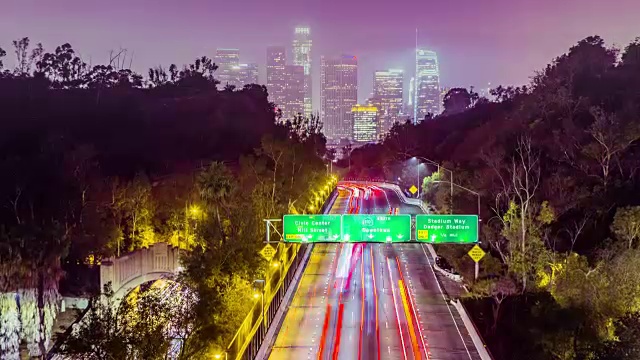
(215, 49), (240, 88)
(266, 46), (286, 107)
(234, 63), (258, 87)
(372, 69), (404, 136)
(407, 76), (415, 118)
(321, 55), (358, 143)
(281, 65), (305, 119)
(266, 46), (304, 120)
(215, 48), (257, 89)
(293, 27), (313, 116)
(414, 49), (441, 121)
(352, 105), (378, 144)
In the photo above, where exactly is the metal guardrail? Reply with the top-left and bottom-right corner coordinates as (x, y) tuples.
(450, 299), (493, 360)
(224, 187), (339, 360)
(224, 241), (304, 360)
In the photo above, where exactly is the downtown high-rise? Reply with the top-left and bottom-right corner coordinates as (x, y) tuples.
(215, 48), (258, 90)
(321, 55), (358, 143)
(352, 105), (378, 144)
(293, 27), (313, 116)
(266, 46), (305, 120)
(372, 69), (404, 136)
(281, 65), (305, 118)
(215, 48), (240, 88)
(266, 46), (286, 106)
(414, 49), (441, 121)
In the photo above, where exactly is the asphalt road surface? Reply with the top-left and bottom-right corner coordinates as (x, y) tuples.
(267, 183), (481, 360)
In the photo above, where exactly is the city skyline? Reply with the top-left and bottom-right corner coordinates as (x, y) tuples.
(3, 0), (637, 110)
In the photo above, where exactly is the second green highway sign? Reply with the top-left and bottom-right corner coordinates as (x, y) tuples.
(415, 214), (479, 243)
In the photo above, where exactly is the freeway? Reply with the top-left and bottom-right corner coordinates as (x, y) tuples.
(267, 182), (481, 360)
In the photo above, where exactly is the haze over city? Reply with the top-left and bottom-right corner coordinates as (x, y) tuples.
(2, 0), (639, 106)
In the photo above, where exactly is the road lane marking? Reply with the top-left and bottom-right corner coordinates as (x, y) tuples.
(419, 244), (473, 359)
(387, 259), (409, 360)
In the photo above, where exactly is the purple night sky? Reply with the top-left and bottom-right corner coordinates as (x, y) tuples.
(2, 0), (639, 106)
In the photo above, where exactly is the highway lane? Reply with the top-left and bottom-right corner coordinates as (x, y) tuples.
(377, 184), (481, 359)
(268, 188), (351, 360)
(268, 183), (480, 360)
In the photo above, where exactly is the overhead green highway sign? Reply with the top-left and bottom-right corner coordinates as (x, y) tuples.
(415, 214), (479, 243)
(341, 214), (411, 242)
(283, 214), (342, 243)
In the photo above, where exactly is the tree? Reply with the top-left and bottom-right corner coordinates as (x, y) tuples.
(12, 37), (31, 75)
(197, 162), (234, 242)
(611, 206), (640, 249)
(595, 313), (640, 360)
(285, 113), (326, 157)
(580, 107), (640, 188)
(174, 56), (219, 90)
(118, 285), (173, 359)
(58, 285), (129, 360)
(442, 87), (473, 115)
(148, 66), (168, 87)
(0, 46), (6, 70)
(469, 276), (517, 332)
(60, 282), (197, 360)
(85, 65), (142, 90)
(621, 37), (640, 68)
(127, 175), (155, 250)
(488, 137), (549, 291)
(35, 43), (87, 88)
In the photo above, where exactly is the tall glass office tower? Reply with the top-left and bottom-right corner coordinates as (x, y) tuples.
(372, 69), (403, 136)
(321, 55), (358, 143)
(352, 105), (379, 144)
(215, 48), (257, 89)
(414, 49), (441, 122)
(215, 48), (240, 89)
(266, 46), (286, 107)
(293, 27), (313, 116)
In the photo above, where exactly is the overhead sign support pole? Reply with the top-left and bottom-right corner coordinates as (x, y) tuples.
(263, 219), (282, 244)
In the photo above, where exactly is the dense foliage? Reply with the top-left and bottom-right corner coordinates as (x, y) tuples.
(0, 38), (330, 358)
(346, 35), (640, 359)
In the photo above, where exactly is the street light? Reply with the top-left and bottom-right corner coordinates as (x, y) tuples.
(432, 180), (482, 280)
(188, 204), (201, 218)
(214, 353), (228, 360)
(430, 180), (481, 217)
(403, 154), (454, 213)
(253, 279), (266, 326)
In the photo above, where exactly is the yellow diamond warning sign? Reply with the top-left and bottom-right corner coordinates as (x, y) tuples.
(409, 185), (418, 195)
(468, 244), (486, 263)
(260, 244), (277, 261)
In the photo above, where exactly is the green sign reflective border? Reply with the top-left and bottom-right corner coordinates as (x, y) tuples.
(341, 214), (411, 242)
(283, 214), (342, 243)
(415, 214), (479, 243)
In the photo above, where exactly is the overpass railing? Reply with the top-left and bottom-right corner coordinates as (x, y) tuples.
(223, 187), (339, 360)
